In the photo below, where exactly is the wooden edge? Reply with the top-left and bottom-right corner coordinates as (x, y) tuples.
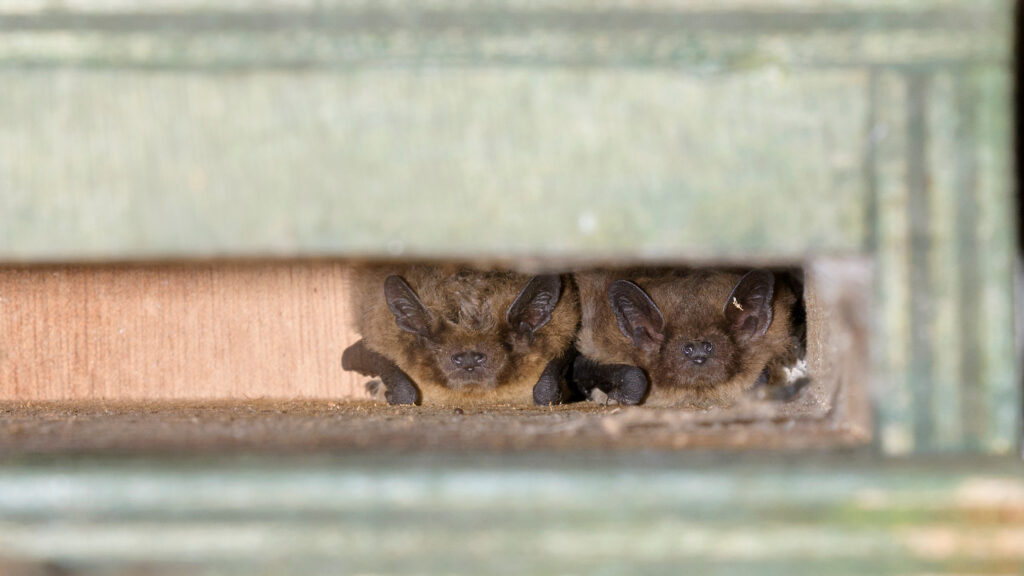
(0, 454), (1020, 575)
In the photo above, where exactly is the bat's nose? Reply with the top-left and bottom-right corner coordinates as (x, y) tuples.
(683, 340), (713, 365)
(452, 351), (487, 371)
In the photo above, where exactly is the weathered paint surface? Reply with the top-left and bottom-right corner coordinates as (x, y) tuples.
(0, 68), (869, 261)
(0, 0), (1009, 262)
(872, 67), (1016, 455)
(0, 456), (1021, 574)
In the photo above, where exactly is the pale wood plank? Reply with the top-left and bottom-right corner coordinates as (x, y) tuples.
(0, 263), (366, 400)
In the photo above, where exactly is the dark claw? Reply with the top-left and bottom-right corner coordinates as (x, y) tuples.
(343, 339), (421, 406)
(383, 374), (420, 405)
(533, 371), (564, 406)
(532, 350), (575, 406)
(606, 366), (648, 406)
(572, 356), (649, 406)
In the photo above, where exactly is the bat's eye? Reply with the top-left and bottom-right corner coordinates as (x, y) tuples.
(703, 342), (714, 354)
(683, 343), (695, 356)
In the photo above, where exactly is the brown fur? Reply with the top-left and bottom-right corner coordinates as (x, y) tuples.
(348, 265), (579, 406)
(575, 269), (800, 407)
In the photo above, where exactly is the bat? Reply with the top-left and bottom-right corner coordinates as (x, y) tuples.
(342, 265), (579, 406)
(573, 268), (804, 407)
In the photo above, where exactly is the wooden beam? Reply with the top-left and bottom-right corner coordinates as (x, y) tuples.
(0, 455), (1020, 574)
(2, 0), (1010, 263)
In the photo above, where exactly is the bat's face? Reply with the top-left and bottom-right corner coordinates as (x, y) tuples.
(423, 319), (509, 389)
(608, 270), (776, 390)
(383, 272), (563, 390)
(651, 323), (737, 390)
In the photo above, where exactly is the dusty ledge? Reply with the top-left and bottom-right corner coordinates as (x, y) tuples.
(0, 399), (864, 455)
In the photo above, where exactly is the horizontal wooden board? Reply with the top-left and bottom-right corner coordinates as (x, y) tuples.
(0, 263), (366, 400)
(0, 0), (1010, 263)
(0, 68), (869, 262)
(0, 455), (1021, 575)
(0, 1), (1008, 70)
(0, 400), (867, 455)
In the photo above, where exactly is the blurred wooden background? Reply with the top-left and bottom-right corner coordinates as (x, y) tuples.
(0, 1), (1020, 574)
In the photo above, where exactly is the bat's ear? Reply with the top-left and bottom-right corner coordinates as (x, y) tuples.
(384, 275), (433, 337)
(507, 275), (562, 336)
(609, 280), (665, 353)
(724, 270), (775, 341)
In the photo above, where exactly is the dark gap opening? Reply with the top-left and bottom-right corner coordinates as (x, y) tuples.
(0, 259), (871, 454)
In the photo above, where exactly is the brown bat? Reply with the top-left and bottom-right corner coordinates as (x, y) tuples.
(573, 269), (803, 407)
(342, 265), (580, 406)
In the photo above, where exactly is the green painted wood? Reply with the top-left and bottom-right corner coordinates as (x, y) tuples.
(0, 68), (871, 261)
(0, 455), (1021, 574)
(974, 69), (1016, 454)
(870, 65), (1017, 455)
(0, 0), (1010, 262)
(873, 70), (914, 454)
(0, 1), (1009, 71)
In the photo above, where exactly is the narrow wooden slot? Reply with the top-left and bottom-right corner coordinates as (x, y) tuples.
(0, 259), (871, 453)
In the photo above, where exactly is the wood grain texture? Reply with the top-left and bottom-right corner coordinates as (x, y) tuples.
(0, 263), (366, 400)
